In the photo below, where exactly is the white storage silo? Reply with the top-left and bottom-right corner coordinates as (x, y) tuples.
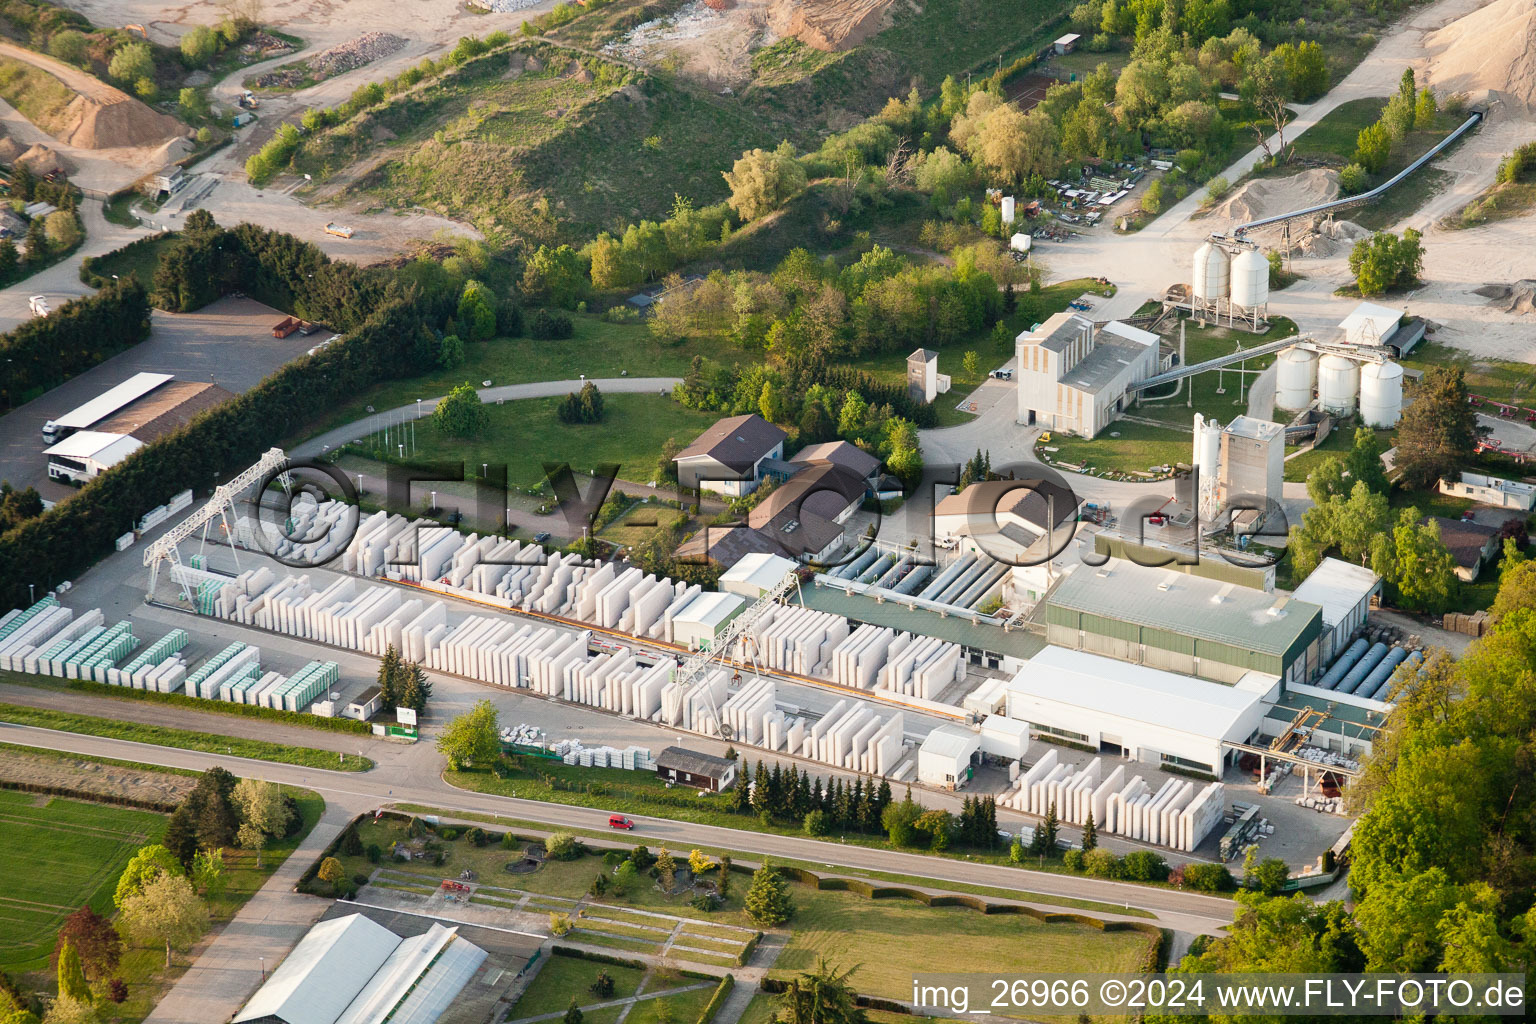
(1199, 416), (1221, 481)
(1191, 242), (1230, 306)
(1318, 355), (1361, 416)
(1275, 347), (1318, 411)
(1360, 360), (1404, 428)
(1230, 249), (1269, 309)
(1001, 196), (1016, 225)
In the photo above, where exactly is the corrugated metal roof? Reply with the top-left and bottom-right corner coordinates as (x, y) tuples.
(234, 915), (398, 1024)
(334, 924), (486, 1024)
(920, 723), (980, 759)
(674, 590), (745, 629)
(799, 584), (1045, 661)
(1048, 559), (1322, 657)
(1007, 647), (1263, 741)
(43, 430), (141, 462)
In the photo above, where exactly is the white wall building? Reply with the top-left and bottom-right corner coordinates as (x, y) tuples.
(671, 591), (745, 651)
(1004, 646), (1272, 777)
(1015, 312), (1162, 437)
(720, 552), (799, 599)
(1439, 471), (1536, 512)
(917, 723), (980, 789)
(44, 430), (143, 484)
(1289, 557), (1381, 667)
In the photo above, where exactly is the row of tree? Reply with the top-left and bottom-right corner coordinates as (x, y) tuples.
(376, 645), (432, 714)
(0, 278), (150, 411)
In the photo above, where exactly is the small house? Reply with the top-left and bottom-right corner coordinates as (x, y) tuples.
(146, 164), (185, 198)
(654, 746), (736, 792)
(1426, 516), (1504, 582)
(673, 413), (787, 496)
(345, 686), (382, 721)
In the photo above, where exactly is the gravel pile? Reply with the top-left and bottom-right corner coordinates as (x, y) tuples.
(309, 32), (410, 78)
(469, 0), (544, 12)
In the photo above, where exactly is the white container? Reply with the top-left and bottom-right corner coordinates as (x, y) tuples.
(1191, 242), (1229, 304)
(1360, 360), (1404, 428)
(1230, 248), (1269, 308)
(1318, 355), (1361, 416)
(1275, 347), (1319, 411)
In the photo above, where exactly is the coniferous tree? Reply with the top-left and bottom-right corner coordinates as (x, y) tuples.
(744, 863), (794, 927)
(730, 762), (751, 813)
(1082, 811), (1098, 852)
(850, 778), (864, 832)
(377, 645), (401, 709)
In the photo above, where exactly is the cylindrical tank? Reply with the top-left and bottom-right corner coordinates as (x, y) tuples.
(1200, 418), (1221, 481)
(1230, 248), (1270, 308)
(1360, 360), (1404, 428)
(1318, 355), (1360, 416)
(1001, 196), (1016, 225)
(1191, 242), (1230, 304)
(1339, 642), (1390, 695)
(1317, 637), (1370, 690)
(1275, 347), (1318, 411)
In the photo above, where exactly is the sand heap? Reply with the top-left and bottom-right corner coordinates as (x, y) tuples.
(15, 143), (73, 176)
(1426, 0), (1536, 113)
(1211, 168), (1340, 227)
(768, 0), (895, 51)
(1476, 280), (1536, 314)
(54, 92), (183, 150)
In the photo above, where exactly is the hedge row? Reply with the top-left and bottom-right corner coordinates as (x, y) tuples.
(57, 678), (374, 735)
(695, 974), (733, 1024)
(0, 223), (434, 608)
(0, 778), (179, 812)
(0, 278), (151, 411)
(734, 931), (761, 967)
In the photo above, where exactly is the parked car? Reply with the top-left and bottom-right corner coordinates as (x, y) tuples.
(990, 368), (1013, 380)
(533, 532), (551, 544)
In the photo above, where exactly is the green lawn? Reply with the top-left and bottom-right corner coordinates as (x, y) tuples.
(1135, 317), (1297, 427)
(600, 506), (688, 548)
(767, 886), (1149, 1001)
(1401, 339), (1536, 408)
(0, 702), (372, 771)
(85, 234), (178, 287)
(0, 58), (76, 138)
(510, 954), (647, 1017)
(1041, 421), (1189, 479)
(349, 393), (717, 489)
(295, 315), (712, 444)
(0, 790), (166, 973)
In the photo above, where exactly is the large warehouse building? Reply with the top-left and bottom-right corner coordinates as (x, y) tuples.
(1015, 312), (1163, 437)
(1045, 558), (1324, 686)
(1289, 557), (1381, 667)
(234, 914), (487, 1024)
(1005, 646), (1276, 776)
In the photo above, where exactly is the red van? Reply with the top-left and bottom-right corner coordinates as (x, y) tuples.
(608, 815), (635, 830)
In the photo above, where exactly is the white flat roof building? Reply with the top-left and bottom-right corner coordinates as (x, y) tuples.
(917, 723), (980, 789)
(720, 552), (798, 599)
(44, 430), (143, 483)
(1289, 557), (1382, 666)
(1004, 646), (1269, 776)
(979, 714), (1030, 761)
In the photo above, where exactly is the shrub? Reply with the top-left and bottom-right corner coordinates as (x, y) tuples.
(1062, 848), (1085, 871)
(502, 832), (520, 850)
(107, 979), (128, 1003)
(529, 309), (574, 340)
(545, 832), (580, 860)
(1182, 862), (1235, 891)
(550, 911), (572, 935)
(366, 844), (381, 864)
(440, 828), (459, 841)
(1121, 851), (1169, 882)
(341, 829), (364, 856)
(352, 873), (370, 887)
(1203, 176), (1230, 201)
(1339, 163), (1369, 195)
(465, 827), (488, 847)
(1083, 848), (1122, 878)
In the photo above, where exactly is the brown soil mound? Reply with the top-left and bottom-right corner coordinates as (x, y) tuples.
(16, 143), (73, 175)
(1476, 280), (1536, 314)
(0, 136), (20, 163)
(769, 0), (895, 51)
(1426, 0), (1536, 112)
(1210, 168), (1339, 228)
(56, 92), (183, 150)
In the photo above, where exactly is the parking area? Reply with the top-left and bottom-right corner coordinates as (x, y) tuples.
(0, 296), (314, 502)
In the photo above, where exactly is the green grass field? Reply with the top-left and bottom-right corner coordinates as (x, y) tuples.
(0, 790), (166, 973)
(509, 954), (648, 1017)
(0, 703), (372, 771)
(1042, 421), (1189, 479)
(0, 58), (77, 139)
(294, 314), (712, 445)
(1135, 318), (1298, 427)
(349, 392), (716, 489)
(85, 234), (178, 288)
(1401, 340), (1536, 408)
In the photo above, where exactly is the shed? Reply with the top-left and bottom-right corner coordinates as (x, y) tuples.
(1053, 33), (1081, 54)
(979, 714), (1030, 761)
(670, 591), (745, 650)
(720, 552), (798, 599)
(1289, 558), (1381, 666)
(655, 745), (736, 792)
(44, 430), (143, 484)
(917, 723), (980, 789)
(345, 686), (383, 721)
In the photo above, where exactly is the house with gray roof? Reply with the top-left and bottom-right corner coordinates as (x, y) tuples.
(674, 413), (787, 496)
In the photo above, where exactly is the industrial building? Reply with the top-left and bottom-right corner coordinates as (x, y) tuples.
(43, 379), (234, 484)
(1191, 241), (1270, 329)
(234, 914), (487, 1024)
(1045, 558), (1324, 686)
(1439, 471), (1536, 511)
(1004, 646), (1274, 776)
(1338, 300), (1422, 355)
(1216, 415), (1285, 512)
(906, 348), (951, 403)
(655, 745), (737, 791)
(1273, 339), (1404, 426)
(917, 723), (980, 789)
(673, 414), (787, 496)
(932, 478), (1078, 560)
(1014, 312), (1163, 437)
(1289, 558), (1381, 667)
(720, 552), (799, 599)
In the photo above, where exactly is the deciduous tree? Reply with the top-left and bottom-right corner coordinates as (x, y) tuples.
(435, 700), (499, 768)
(119, 874), (208, 969)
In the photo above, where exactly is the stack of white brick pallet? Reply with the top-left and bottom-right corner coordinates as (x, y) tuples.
(747, 611), (966, 703)
(1001, 748), (1224, 852)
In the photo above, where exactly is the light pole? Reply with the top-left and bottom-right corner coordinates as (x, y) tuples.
(397, 443), (404, 459)
(259, 956), (265, 980)
(416, 398), (422, 420)
(481, 462), (488, 479)
(28, 583), (35, 604)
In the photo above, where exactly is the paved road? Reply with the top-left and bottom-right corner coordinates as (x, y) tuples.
(0, 198), (152, 332)
(0, 722), (1235, 935)
(292, 378), (683, 458)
